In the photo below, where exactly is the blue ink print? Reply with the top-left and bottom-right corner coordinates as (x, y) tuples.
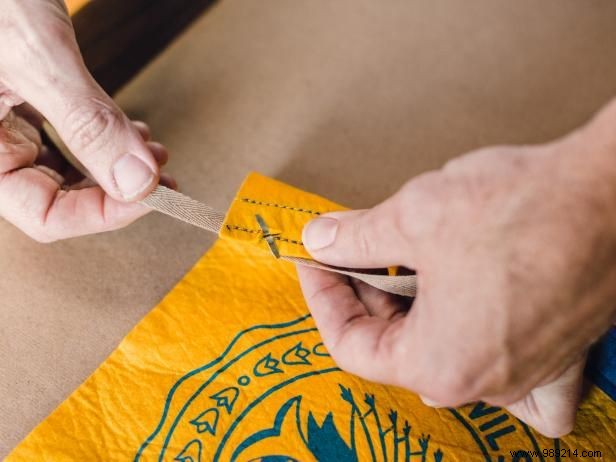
(135, 315), (554, 461)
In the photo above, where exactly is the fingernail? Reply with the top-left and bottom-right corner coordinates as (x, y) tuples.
(112, 154), (156, 200)
(420, 396), (442, 408)
(303, 217), (339, 251)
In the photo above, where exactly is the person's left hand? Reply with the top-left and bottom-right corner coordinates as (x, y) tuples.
(0, 107), (175, 240)
(0, 0), (173, 242)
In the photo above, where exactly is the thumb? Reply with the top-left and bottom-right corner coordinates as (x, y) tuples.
(39, 77), (159, 201)
(302, 195), (412, 268)
(5, 31), (159, 201)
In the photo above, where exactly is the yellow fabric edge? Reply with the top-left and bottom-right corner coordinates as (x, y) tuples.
(67, 0), (89, 15)
(219, 172), (346, 259)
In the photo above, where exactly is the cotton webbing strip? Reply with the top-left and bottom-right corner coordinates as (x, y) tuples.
(283, 256), (417, 297)
(141, 186), (417, 297)
(140, 186), (226, 234)
(43, 123), (417, 297)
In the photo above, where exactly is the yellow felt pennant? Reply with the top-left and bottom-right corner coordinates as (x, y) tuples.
(7, 173), (616, 461)
(66, 0), (89, 15)
(220, 172), (346, 259)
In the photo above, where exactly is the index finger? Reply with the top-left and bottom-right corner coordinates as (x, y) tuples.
(0, 117), (152, 241)
(0, 166), (150, 242)
(297, 264), (408, 386)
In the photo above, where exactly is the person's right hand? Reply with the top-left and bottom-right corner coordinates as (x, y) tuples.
(0, 0), (170, 241)
(298, 99), (616, 437)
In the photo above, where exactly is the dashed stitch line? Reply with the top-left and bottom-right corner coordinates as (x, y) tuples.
(239, 197), (322, 216)
(275, 236), (303, 246)
(225, 224), (304, 247)
(225, 225), (259, 234)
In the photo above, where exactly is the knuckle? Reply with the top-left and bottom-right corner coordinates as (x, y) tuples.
(53, 0), (71, 17)
(395, 353), (474, 404)
(490, 356), (517, 392)
(473, 353), (521, 402)
(44, 20), (74, 46)
(64, 98), (123, 153)
(397, 172), (446, 238)
(399, 172), (443, 211)
(487, 330), (521, 392)
(399, 172), (430, 202)
(439, 376), (470, 403)
(353, 218), (374, 258)
(425, 363), (476, 405)
(442, 146), (506, 172)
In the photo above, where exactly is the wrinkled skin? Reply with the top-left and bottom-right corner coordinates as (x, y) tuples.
(299, 101), (616, 438)
(0, 0), (175, 241)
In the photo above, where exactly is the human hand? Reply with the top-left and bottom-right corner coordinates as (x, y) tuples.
(298, 101), (616, 437)
(0, 109), (175, 241)
(0, 0), (171, 241)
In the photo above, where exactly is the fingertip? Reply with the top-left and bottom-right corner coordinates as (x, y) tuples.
(419, 395), (445, 408)
(302, 216), (339, 252)
(147, 141), (169, 166)
(302, 207), (408, 269)
(132, 120), (151, 141)
(111, 153), (159, 201)
(159, 173), (177, 190)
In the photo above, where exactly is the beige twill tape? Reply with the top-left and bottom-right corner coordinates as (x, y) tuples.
(140, 185), (227, 234)
(142, 186), (417, 297)
(44, 122), (417, 297)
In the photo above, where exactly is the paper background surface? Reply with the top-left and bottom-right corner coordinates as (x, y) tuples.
(3, 0), (616, 457)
